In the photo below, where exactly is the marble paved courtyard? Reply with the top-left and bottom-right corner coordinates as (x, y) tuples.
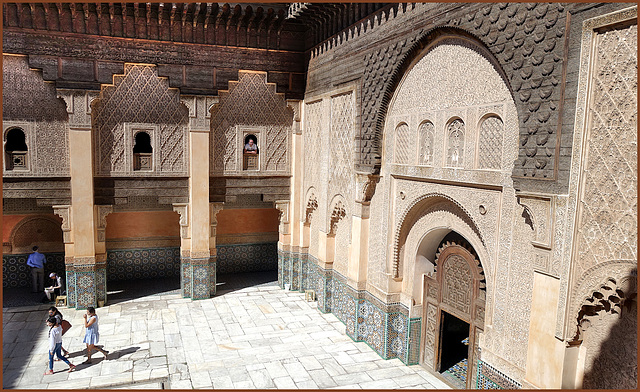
(3, 280), (450, 389)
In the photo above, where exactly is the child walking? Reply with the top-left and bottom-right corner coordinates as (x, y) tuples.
(44, 316), (76, 375)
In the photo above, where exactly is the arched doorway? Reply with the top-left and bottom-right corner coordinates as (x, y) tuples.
(422, 234), (485, 389)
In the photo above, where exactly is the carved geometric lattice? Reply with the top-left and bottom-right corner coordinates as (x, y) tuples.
(304, 101), (323, 190)
(394, 123), (411, 164)
(2, 55), (69, 176)
(575, 23), (637, 275)
(214, 126), (237, 171)
(446, 119), (465, 167)
(418, 121), (434, 165)
(442, 254), (473, 315)
(329, 92), (354, 197)
(211, 71), (291, 172)
(478, 116), (503, 170)
(423, 302), (438, 367)
(93, 64), (187, 175)
(2, 55), (67, 122)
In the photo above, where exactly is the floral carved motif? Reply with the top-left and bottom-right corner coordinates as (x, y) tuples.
(446, 119), (465, 168)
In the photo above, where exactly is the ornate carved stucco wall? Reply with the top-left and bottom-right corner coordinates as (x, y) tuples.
(368, 39), (541, 380)
(303, 99), (327, 257)
(559, 8), (637, 383)
(211, 70), (292, 176)
(2, 55), (70, 177)
(301, 86), (356, 272)
(92, 63), (188, 177)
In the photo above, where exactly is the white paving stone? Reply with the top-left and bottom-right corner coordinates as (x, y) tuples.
(3, 282), (448, 390)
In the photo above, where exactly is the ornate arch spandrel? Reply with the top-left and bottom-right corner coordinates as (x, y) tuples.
(392, 194), (484, 279)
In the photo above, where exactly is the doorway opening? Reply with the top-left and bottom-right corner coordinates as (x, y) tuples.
(438, 311), (470, 389)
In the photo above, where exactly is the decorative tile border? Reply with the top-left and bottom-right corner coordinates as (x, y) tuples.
(407, 318), (421, 365)
(106, 247), (180, 281)
(216, 242), (277, 274)
(3, 252), (65, 287)
(477, 360), (521, 389)
(278, 249), (415, 363)
(66, 264), (107, 309)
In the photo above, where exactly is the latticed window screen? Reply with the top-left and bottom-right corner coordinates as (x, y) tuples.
(394, 123), (411, 164)
(446, 119), (465, 167)
(477, 116), (503, 170)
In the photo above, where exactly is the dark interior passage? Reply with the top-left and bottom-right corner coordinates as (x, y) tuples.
(439, 311), (470, 388)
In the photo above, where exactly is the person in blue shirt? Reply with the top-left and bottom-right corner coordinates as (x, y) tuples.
(27, 245), (46, 293)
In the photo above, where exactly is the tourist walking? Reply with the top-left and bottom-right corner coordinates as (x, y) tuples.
(47, 306), (70, 356)
(44, 316), (76, 375)
(83, 306), (109, 363)
(26, 245), (46, 293)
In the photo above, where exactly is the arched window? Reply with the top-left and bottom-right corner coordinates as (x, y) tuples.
(446, 119), (465, 168)
(133, 131), (152, 171)
(4, 128), (28, 170)
(394, 123), (411, 164)
(418, 121), (435, 165)
(477, 115), (503, 170)
(243, 134), (259, 170)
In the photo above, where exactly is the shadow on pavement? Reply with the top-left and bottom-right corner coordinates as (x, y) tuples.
(4, 270), (278, 309)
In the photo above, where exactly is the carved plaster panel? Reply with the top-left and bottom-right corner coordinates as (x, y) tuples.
(57, 89), (98, 129)
(52, 205), (72, 244)
(559, 7), (637, 339)
(181, 95), (218, 131)
(172, 203), (189, 239)
(93, 64), (188, 177)
(211, 71), (292, 175)
(2, 55), (70, 177)
(275, 200), (290, 235)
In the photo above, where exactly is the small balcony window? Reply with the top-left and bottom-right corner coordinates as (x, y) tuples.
(243, 134), (259, 170)
(5, 128), (28, 171)
(133, 131), (152, 171)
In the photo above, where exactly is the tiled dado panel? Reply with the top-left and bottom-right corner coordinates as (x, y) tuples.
(277, 249), (418, 364)
(106, 247), (181, 281)
(180, 256), (216, 299)
(66, 265), (107, 309)
(2, 253), (65, 287)
(476, 360), (522, 389)
(216, 243), (277, 274)
(105, 244), (276, 281)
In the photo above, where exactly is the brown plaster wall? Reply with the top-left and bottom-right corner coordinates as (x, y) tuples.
(2, 214), (28, 243)
(216, 208), (279, 235)
(105, 211), (180, 239)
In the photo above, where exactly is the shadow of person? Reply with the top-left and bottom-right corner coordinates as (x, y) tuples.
(67, 346), (141, 366)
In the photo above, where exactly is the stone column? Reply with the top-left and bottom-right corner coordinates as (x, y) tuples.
(57, 90), (104, 309)
(178, 96), (213, 299)
(347, 173), (379, 288)
(67, 126), (104, 309)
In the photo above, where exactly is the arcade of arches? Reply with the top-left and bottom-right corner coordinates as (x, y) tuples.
(2, 2), (636, 390)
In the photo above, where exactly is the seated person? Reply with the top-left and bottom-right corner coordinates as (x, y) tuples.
(244, 138), (258, 155)
(44, 272), (63, 302)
